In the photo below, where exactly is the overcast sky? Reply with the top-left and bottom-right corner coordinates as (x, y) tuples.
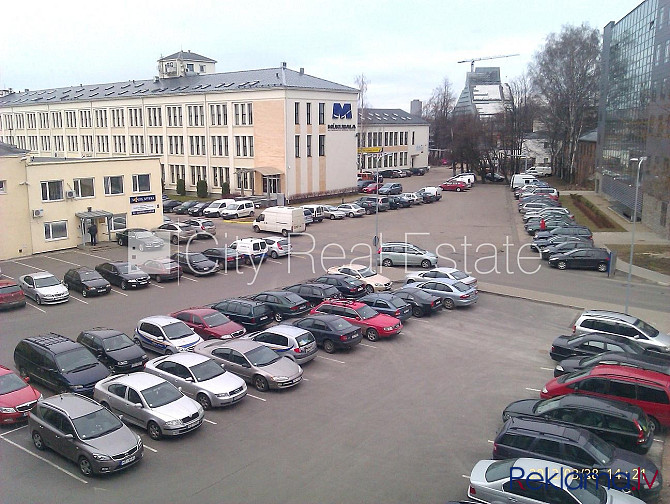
(1, 0), (639, 110)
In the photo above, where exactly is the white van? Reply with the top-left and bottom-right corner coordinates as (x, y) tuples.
(220, 200), (255, 219)
(253, 207), (306, 237)
(203, 199), (236, 218)
(510, 174), (537, 190)
(525, 166), (552, 177)
(301, 205), (325, 223)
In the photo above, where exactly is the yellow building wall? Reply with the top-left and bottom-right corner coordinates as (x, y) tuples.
(0, 156), (34, 259)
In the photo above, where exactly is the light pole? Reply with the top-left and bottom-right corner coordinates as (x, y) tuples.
(624, 156), (647, 314)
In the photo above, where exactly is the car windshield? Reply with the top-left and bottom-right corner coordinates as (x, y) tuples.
(559, 369), (591, 384)
(202, 311), (231, 327)
(355, 267), (377, 278)
(343, 278), (364, 288)
(634, 319), (660, 338)
(34, 275), (61, 288)
(389, 298), (407, 309)
(135, 231), (154, 239)
(484, 459), (517, 482)
(189, 254), (208, 263)
(117, 264), (142, 274)
(0, 373), (28, 394)
(355, 305), (379, 320)
(103, 333), (135, 352)
(451, 271), (468, 280)
(79, 270), (103, 281)
(245, 346), (281, 366)
(55, 348), (100, 373)
(226, 203), (240, 210)
(141, 381), (182, 408)
(588, 434), (614, 464)
(190, 359), (224, 381)
(452, 282), (470, 292)
(568, 478), (606, 504)
(72, 408), (123, 440)
(295, 332), (315, 346)
(534, 397), (562, 414)
(0, 284), (21, 294)
(283, 293), (305, 304)
(329, 318), (352, 331)
(163, 322), (194, 340)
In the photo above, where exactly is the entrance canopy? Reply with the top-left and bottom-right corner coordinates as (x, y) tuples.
(253, 166), (283, 176)
(75, 210), (113, 219)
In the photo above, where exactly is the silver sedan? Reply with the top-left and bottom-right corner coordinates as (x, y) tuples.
(399, 278), (478, 309)
(18, 272), (69, 305)
(323, 205), (346, 220)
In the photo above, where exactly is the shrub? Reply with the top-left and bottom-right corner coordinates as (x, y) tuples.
(176, 179), (186, 196)
(196, 180), (208, 198)
(569, 194), (618, 229)
(221, 182), (230, 197)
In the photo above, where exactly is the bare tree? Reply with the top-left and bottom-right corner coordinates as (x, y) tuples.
(530, 24), (600, 183)
(424, 78), (456, 163)
(355, 74), (371, 170)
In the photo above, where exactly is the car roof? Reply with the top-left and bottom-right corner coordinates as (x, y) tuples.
(172, 307), (218, 317)
(580, 310), (640, 324)
(81, 328), (126, 339)
(138, 315), (182, 326)
(568, 332), (633, 345)
(0, 279), (19, 287)
(418, 277), (461, 286)
(318, 273), (350, 280)
(25, 333), (79, 353)
(552, 394), (643, 417)
(360, 293), (399, 301)
(504, 417), (584, 442)
(41, 393), (102, 417)
(107, 371), (166, 389)
(259, 325), (309, 337)
(202, 339), (262, 352)
(588, 364), (670, 383)
(27, 271), (56, 279)
(321, 299), (365, 308)
(149, 352), (209, 367)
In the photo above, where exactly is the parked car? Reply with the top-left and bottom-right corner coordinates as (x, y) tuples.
(183, 218), (217, 238)
(358, 170), (383, 182)
(250, 291), (311, 322)
(207, 298), (274, 330)
(405, 267), (477, 288)
(359, 293), (412, 322)
(484, 171), (505, 182)
(534, 226), (593, 242)
(378, 182), (403, 195)
(416, 188), (437, 203)
(301, 205), (325, 223)
(392, 287), (442, 317)
(380, 169), (404, 178)
(540, 241), (594, 260)
(220, 200), (255, 219)
(0, 364), (41, 423)
(531, 234), (594, 252)
(173, 200), (199, 215)
(283, 283), (342, 306)
(439, 180), (467, 192)
(18, 272), (69, 305)
(549, 333), (650, 361)
(327, 264), (392, 293)
(549, 248), (611, 272)
(502, 394), (654, 454)
(187, 201), (214, 217)
(337, 203), (366, 217)
(246, 325), (318, 364)
(378, 242), (438, 269)
(388, 195), (412, 209)
(399, 278), (478, 309)
(141, 257), (183, 282)
(14, 333), (110, 395)
(162, 200), (182, 213)
(292, 314), (362, 353)
(93, 372), (204, 440)
(134, 315), (203, 354)
(554, 351), (670, 378)
(302, 208), (314, 225)
(357, 179), (374, 191)
(76, 328), (147, 374)
(350, 199), (377, 215)
(193, 339), (303, 392)
(29, 393), (143, 475)
(169, 308), (246, 340)
(313, 273), (366, 298)
(95, 262), (150, 290)
(0, 279), (26, 310)
(228, 238), (267, 265)
(323, 205), (346, 220)
(115, 228), (165, 251)
(310, 299), (402, 342)
(152, 222), (197, 245)
(63, 267), (111, 298)
(202, 199), (236, 218)
(400, 192), (422, 205)
(525, 217), (576, 235)
(409, 166), (427, 176)
(523, 207), (574, 222)
(144, 353), (247, 409)
(263, 237), (292, 259)
(358, 195), (390, 211)
(170, 252), (218, 276)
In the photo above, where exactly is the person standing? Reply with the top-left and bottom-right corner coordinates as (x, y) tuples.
(88, 222), (98, 245)
(539, 217), (546, 231)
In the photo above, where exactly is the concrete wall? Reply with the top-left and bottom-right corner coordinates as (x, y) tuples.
(642, 193), (670, 240)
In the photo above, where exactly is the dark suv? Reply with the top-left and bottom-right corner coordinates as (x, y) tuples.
(283, 283), (342, 306)
(63, 267), (111, 297)
(313, 274), (366, 298)
(14, 334), (110, 396)
(76, 328), (148, 374)
(250, 291), (311, 322)
(548, 247), (610, 272)
(208, 298), (274, 330)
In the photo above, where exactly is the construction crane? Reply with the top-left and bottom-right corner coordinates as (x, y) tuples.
(457, 54), (520, 72)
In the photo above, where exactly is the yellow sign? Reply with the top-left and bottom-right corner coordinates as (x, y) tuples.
(358, 147), (382, 154)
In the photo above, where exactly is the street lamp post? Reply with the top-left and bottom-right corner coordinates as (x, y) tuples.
(624, 156), (647, 314)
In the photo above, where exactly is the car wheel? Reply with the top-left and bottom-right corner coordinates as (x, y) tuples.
(245, 257), (252, 266)
(650, 416), (662, 433)
(155, 275), (162, 283)
(443, 298), (455, 310)
(250, 211), (254, 217)
(147, 421), (162, 440)
(382, 259), (393, 267)
(78, 456), (93, 476)
(597, 262), (608, 272)
(253, 225), (260, 233)
(81, 288), (88, 298)
(365, 209), (371, 215)
(118, 238), (124, 246)
(254, 375), (269, 392)
(366, 328), (379, 342)
(364, 284), (374, 294)
(165, 349), (173, 355)
(557, 261), (567, 270)
(273, 312), (284, 323)
(323, 339), (336, 353)
(32, 431), (45, 450)
(330, 214), (336, 220)
(171, 236), (179, 245)
(456, 187), (461, 192)
(281, 229), (289, 237)
(35, 295), (42, 305)
(412, 306), (424, 318)
(121, 280), (128, 290)
(196, 393), (212, 411)
(270, 251), (278, 259)
(348, 212), (354, 218)
(420, 259), (432, 269)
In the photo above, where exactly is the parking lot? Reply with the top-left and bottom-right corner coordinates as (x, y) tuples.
(1, 168), (667, 503)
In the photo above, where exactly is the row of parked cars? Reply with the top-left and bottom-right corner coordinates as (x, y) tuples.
(465, 309), (670, 504)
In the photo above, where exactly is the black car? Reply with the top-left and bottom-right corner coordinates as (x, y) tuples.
(76, 328), (148, 374)
(378, 183), (403, 195)
(202, 247), (242, 271)
(388, 195), (411, 209)
(502, 394), (654, 454)
(250, 291), (311, 322)
(292, 314), (363, 353)
(485, 172), (505, 182)
(549, 332), (648, 361)
(14, 333), (110, 396)
(392, 287), (442, 317)
(173, 200), (199, 215)
(313, 274), (366, 298)
(115, 228), (165, 251)
(555, 350), (670, 377)
(208, 298), (273, 330)
(170, 252), (218, 276)
(63, 267), (111, 297)
(187, 201), (214, 217)
(283, 283), (342, 306)
(163, 200), (182, 213)
(359, 293), (412, 322)
(534, 226), (593, 242)
(531, 234), (593, 252)
(409, 167), (426, 176)
(549, 247), (610, 272)
(380, 169), (402, 178)
(95, 262), (150, 290)
(540, 240), (595, 260)
(353, 198), (378, 215)
(416, 189), (436, 203)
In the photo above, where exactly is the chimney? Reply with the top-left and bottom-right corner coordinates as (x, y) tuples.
(299, 67), (304, 75)
(24, 89), (29, 93)
(280, 62), (286, 86)
(282, 62), (287, 68)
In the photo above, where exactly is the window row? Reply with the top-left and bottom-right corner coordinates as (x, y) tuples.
(168, 165), (230, 188)
(294, 134), (326, 158)
(39, 174), (152, 202)
(358, 130), (410, 148)
(294, 102), (326, 125)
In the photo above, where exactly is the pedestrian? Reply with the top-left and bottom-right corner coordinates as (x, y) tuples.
(88, 222), (98, 245)
(539, 217), (546, 231)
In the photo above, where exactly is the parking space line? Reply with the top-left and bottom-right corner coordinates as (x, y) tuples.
(150, 283), (165, 289)
(1, 274), (15, 279)
(540, 367), (554, 371)
(69, 296), (89, 305)
(359, 343), (376, 349)
(525, 387), (542, 392)
(654, 439), (664, 443)
(143, 444), (158, 453)
(71, 250), (115, 261)
(247, 394), (267, 402)
(462, 474), (470, 479)
(26, 303), (47, 313)
(290, 255), (308, 260)
(181, 276), (198, 282)
(0, 424), (27, 437)
(0, 436), (88, 484)
(487, 440), (494, 443)
(203, 419), (217, 425)
(302, 378), (309, 381)
(409, 319), (433, 325)
(268, 259), (282, 265)
(317, 356), (346, 364)
(45, 256), (81, 266)
(110, 289), (128, 296)
(11, 260), (44, 271)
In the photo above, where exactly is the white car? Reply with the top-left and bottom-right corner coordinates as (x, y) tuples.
(323, 205), (346, 220)
(405, 267), (477, 288)
(401, 193), (421, 205)
(18, 272), (69, 305)
(134, 315), (203, 354)
(144, 353), (247, 409)
(263, 237), (292, 259)
(326, 264), (392, 293)
(337, 203), (365, 217)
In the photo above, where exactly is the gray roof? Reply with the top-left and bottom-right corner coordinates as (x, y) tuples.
(579, 130), (597, 142)
(158, 50), (216, 63)
(0, 67), (357, 108)
(0, 141), (29, 157)
(358, 108), (428, 126)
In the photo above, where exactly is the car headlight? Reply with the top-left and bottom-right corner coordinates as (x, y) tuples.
(117, 361), (128, 366)
(128, 279), (137, 283)
(165, 420), (182, 427)
(137, 436), (143, 447)
(177, 347), (187, 352)
(0, 407), (16, 413)
(542, 387), (548, 394)
(91, 453), (111, 461)
(38, 394), (43, 400)
(556, 365), (563, 371)
(216, 392), (230, 398)
(384, 326), (394, 331)
(71, 385), (84, 390)
(374, 283), (383, 287)
(271, 376), (288, 382)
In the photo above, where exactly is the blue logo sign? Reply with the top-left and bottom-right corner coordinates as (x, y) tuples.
(332, 103), (352, 119)
(129, 195), (156, 204)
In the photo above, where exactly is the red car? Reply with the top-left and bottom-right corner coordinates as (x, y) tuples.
(439, 180), (467, 192)
(170, 308), (246, 340)
(0, 365), (41, 424)
(361, 183), (381, 194)
(0, 279), (26, 310)
(309, 299), (402, 342)
(540, 364), (670, 430)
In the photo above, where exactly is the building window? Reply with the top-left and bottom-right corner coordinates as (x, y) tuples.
(210, 104), (227, 126)
(44, 221), (68, 241)
(104, 175), (124, 195)
(306, 103), (312, 125)
(319, 103), (325, 124)
(234, 103), (253, 125)
(187, 63), (194, 72)
(51, 112), (63, 128)
(147, 107), (162, 127)
(149, 136), (163, 154)
(95, 109), (108, 128)
(130, 135), (145, 154)
(65, 111), (77, 128)
(412, 131), (415, 145)
(294, 135), (300, 158)
(110, 214), (127, 231)
(27, 113), (37, 129)
(54, 136), (64, 152)
(129, 108), (143, 127)
(111, 108), (124, 127)
(41, 180), (63, 201)
(167, 106), (183, 127)
(319, 135), (325, 156)
(0, 180), (6, 194)
(113, 135), (126, 153)
(199, 64), (205, 72)
(187, 105), (205, 126)
(132, 174), (151, 192)
(306, 135), (312, 157)
(295, 102), (300, 125)
(67, 135), (78, 152)
(96, 135), (109, 153)
(74, 177), (95, 198)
